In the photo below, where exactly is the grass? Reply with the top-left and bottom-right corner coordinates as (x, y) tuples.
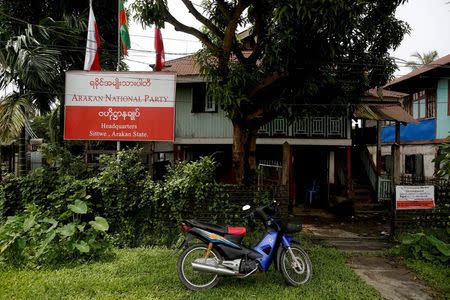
(0, 242), (381, 300)
(403, 259), (450, 298)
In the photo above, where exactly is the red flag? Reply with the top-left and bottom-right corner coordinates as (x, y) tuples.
(84, 1), (101, 71)
(154, 27), (165, 71)
(119, 0), (131, 55)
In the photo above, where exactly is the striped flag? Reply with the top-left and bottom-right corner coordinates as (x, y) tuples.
(119, 0), (131, 55)
(84, 0), (101, 71)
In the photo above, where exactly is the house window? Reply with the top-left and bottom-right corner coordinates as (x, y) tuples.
(403, 98), (412, 115)
(411, 90), (436, 119)
(191, 83), (217, 113)
(205, 94), (216, 112)
(405, 154), (424, 178)
(381, 155), (392, 175)
(426, 89), (436, 118)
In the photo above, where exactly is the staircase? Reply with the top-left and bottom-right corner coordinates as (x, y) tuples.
(350, 147), (389, 216)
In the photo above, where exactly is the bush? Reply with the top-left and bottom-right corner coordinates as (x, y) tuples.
(0, 148), (271, 249)
(0, 201), (111, 266)
(92, 147), (148, 247)
(397, 230), (450, 265)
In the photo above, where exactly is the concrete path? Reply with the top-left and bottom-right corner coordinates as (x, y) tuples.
(304, 224), (437, 299)
(304, 224), (390, 252)
(348, 256), (435, 300)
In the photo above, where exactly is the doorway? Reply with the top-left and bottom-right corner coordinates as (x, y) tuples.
(294, 146), (329, 209)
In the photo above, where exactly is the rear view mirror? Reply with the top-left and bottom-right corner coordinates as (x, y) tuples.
(242, 205), (251, 211)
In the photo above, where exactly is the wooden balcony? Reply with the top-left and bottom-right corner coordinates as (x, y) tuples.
(258, 116), (349, 139)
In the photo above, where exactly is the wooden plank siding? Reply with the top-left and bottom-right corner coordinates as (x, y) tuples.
(175, 85), (351, 142)
(175, 86), (233, 139)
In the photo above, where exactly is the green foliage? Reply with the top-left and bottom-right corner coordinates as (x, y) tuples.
(40, 143), (91, 178)
(133, 0), (409, 183)
(92, 147), (148, 247)
(0, 148), (270, 248)
(0, 167), (90, 218)
(0, 203), (111, 266)
(405, 51), (439, 71)
(397, 231), (450, 264)
(405, 257), (450, 298)
(0, 174), (23, 217)
(434, 138), (450, 178)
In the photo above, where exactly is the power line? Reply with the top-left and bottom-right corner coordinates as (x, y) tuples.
(2, 39), (449, 70)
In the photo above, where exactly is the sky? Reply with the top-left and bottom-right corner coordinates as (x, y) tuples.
(125, 0), (450, 77)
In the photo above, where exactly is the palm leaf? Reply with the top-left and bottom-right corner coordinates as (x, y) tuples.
(0, 94), (34, 143)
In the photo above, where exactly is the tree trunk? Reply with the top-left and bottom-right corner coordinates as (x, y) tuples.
(59, 94), (65, 146)
(18, 127), (27, 176)
(232, 122), (258, 185)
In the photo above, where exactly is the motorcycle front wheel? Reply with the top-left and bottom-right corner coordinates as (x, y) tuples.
(280, 245), (312, 286)
(177, 244), (222, 291)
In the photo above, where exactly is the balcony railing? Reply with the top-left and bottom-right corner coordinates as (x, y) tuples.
(258, 116), (348, 139)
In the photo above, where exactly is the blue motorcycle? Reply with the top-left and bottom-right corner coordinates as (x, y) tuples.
(176, 201), (312, 290)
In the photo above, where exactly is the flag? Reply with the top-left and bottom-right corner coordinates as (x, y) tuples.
(84, 0), (101, 71)
(119, 0), (131, 55)
(154, 27), (165, 71)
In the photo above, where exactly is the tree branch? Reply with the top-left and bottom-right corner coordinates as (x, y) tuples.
(247, 1), (266, 65)
(180, 0), (224, 39)
(231, 44), (246, 64)
(216, 0), (232, 21)
(225, 0), (253, 63)
(162, 8), (219, 53)
(245, 108), (264, 121)
(248, 71), (289, 98)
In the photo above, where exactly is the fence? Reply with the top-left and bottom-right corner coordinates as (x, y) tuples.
(178, 184), (290, 225)
(395, 176), (450, 230)
(258, 116), (349, 139)
(378, 176), (393, 201)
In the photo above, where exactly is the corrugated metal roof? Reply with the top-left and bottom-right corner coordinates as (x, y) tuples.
(162, 55), (200, 76)
(162, 51), (253, 76)
(385, 54), (450, 89)
(354, 104), (418, 123)
(363, 88), (408, 99)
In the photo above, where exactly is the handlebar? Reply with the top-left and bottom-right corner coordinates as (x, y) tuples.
(246, 200), (279, 226)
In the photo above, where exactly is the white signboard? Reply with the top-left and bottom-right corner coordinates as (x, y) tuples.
(395, 185), (435, 210)
(64, 71), (176, 141)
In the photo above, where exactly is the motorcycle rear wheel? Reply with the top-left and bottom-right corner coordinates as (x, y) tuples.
(280, 245), (312, 286)
(177, 244), (222, 291)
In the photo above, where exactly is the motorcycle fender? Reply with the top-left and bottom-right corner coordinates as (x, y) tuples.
(274, 236), (299, 271)
(172, 233), (194, 256)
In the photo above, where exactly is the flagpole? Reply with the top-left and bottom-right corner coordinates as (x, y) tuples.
(116, 0), (121, 151)
(117, 0), (121, 72)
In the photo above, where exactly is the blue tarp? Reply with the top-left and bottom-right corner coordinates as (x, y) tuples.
(381, 119), (436, 142)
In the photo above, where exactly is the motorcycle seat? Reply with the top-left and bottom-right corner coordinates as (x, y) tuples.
(227, 226), (246, 236)
(185, 220), (228, 235)
(185, 220), (246, 236)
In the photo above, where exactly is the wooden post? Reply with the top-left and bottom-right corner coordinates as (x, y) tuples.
(376, 121), (382, 176)
(281, 142), (290, 186)
(148, 142), (154, 178)
(390, 121), (401, 237)
(346, 146), (352, 194)
(376, 121), (382, 200)
(84, 141), (89, 164)
(289, 145), (296, 207)
(392, 122), (401, 185)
